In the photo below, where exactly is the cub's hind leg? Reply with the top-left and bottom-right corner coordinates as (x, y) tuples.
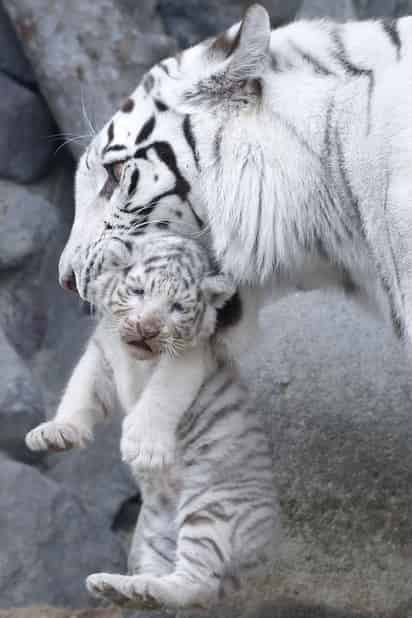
(86, 506), (227, 609)
(87, 480), (178, 607)
(128, 484), (177, 577)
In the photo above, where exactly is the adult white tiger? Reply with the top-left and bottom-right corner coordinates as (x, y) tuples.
(60, 4), (412, 343)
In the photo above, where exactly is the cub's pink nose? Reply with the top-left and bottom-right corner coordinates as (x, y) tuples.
(140, 317), (161, 340)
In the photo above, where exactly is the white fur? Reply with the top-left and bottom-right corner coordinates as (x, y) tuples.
(59, 7), (412, 344)
(26, 320), (210, 473)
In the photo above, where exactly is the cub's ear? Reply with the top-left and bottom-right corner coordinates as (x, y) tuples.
(201, 274), (237, 308)
(226, 4), (271, 80)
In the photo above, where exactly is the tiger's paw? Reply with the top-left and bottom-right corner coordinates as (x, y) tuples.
(25, 421), (92, 452)
(121, 419), (176, 474)
(86, 573), (161, 610)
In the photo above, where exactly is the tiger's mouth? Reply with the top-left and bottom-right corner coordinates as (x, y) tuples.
(127, 339), (152, 352)
(122, 336), (160, 359)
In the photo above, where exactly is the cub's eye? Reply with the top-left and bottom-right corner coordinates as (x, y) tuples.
(104, 161), (124, 184)
(171, 302), (184, 312)
(132, 287), (144, 296)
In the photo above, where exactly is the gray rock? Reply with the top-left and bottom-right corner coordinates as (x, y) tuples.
(0, 180), (59, 359)
(353, 0), (412, 18)
(157, 0), (302, 49)
(0, 1), (35, 86)
(298, 0), (356, 19)
(0, 257), (49, 360)
(116, 0), (167, 35)
(179, 600), (372, 618)
(2, 0), (177, 159)
(239, 293), (412, 615)
(0, 180), (58, 271)
(0, 73), (55, 183)
(0, 454), (126, 608)
(0, 327), (44, 463)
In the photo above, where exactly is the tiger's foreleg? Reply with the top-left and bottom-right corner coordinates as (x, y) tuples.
(25, 329), (112, 452)
(120, 343), (211, 474)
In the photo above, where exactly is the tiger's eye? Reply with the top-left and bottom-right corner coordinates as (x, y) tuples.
(105, 161), (124, 184)
(133, 288), (144, 296)
(171, 302), (184, 312)
(112, 161), (124, 182)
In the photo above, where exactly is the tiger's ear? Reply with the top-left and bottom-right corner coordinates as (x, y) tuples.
(226, 4), (271, 80)
(201, 274), (237, 309)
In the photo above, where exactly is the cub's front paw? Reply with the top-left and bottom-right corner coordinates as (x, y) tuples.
(121, 420), (175, 474)
(25, 421), (92, 452)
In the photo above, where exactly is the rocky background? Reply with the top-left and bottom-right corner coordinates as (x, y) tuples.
(1, 1), (412, 617)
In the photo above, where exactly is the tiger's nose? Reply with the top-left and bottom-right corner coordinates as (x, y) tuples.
(140, 317), (162, 340)
(59, 269), (77, 293)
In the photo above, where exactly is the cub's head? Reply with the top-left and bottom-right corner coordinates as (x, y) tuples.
(86, 233), (236, 359)
(59, 4), (272, 291)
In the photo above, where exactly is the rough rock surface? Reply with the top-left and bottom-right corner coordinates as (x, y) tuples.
(0, 455), (126, 609)
(0, 258), (50, 360)
(157, 0), (302, 48)
(298, 0), (356, 19)
(116, 0), (167, 35)
(0, 2), (35, 86)
(353, 0), (412, 18)
(2, 0), (177, 159)
(0, 180), (58, 272)
(0, 180), (59, 358)
(0, 73), (55, 183)
(180, 601), (373, 618)
(0, 610), (122, 618)
(0, 327), (44, 463)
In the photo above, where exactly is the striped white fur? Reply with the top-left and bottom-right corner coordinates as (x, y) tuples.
(58, 5), (412, 346)
(27, 233), (279, 609)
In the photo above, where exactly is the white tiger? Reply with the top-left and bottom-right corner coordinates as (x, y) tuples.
(58, 4), (412, 348)
(26, 232), (279, 609)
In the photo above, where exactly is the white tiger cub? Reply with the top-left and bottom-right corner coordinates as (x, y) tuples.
(26, 232), (236, 471)
(26, 232), (279, 609)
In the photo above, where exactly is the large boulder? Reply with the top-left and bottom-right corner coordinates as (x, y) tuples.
(2, 0), (177, 159)
(0, 326), (45, 463)
(235, 293), (412, 615)
(157, 0), (302, 48)
(0, 455), (126, 608)
(0, 256), (50, 360)
(0, 73), (55, 183)
(0, 180), (58, 272)
(0, 1), (35, 86)
(0, 180), (59, 359)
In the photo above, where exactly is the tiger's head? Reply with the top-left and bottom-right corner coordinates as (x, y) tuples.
(84, 232), (236, 359)
(59, 4), (273, 291)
